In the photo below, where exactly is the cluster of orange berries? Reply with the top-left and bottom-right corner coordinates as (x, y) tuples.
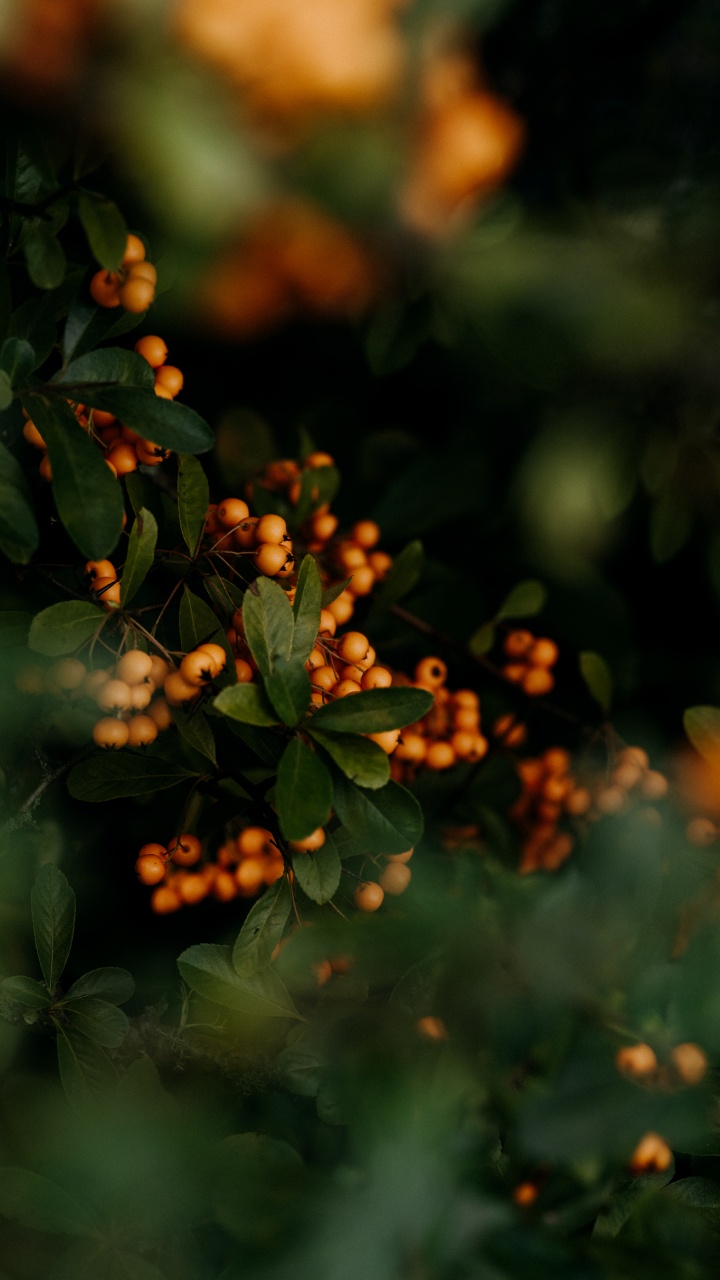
(139, 827), (286, 914)
(204, 502), (295, 579)
(389, 658), (489, 779)
(616, 1040), (709, 1089)
(352, 846), (415, 911)
(161, 642), (228, 708)
(306, 627), (399, 748)
(501, 629), (559, 697)
(89, 234), (157, 314)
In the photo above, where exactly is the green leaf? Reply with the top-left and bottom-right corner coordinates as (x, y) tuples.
(0, 440), (39, 564)
(28, 601), (105, 657)
(321, 577), (352, 608)
(310, 686), (433, 734)
(0, 1167), (97, 1236)
(0, 335), (35, 386)
(308, 728), (390, 790)
(497, 579), (547, 619)
(25, 396), (124, 559)
(291, 555), (322, 662)
(684, 706), (720, 765)
(177, 944), (301, 1019)
(292, 843), (341, 905)
(179, 586), (221, 651)
(468, 622), (495, 656)
(54, 347), (154, 392)
(77, 190), (128, 270)
(276, 739), (332, 840)
(294, 465), (340, 527)
(0, 371), (11, 411)
(63, 997), (129, 1048)
(0, 976), (50, 1010)
(55, 1024), (117, 1107)
(120, 507), (157, 607)
(171, 704), (217, 767)
(332, 774), (423, 855)
(232, 879), (292, 978)
(204, 575), (244, 615)
(214, 683), (278, 727)
(9, 298), (55, 368)
(242, 577), (294, 676)
(369, 540), (424, 615)
(30, 864), (75, 992)
(75, 387), (213, 454)
(23, 225), (66, 290)
(265, 658), (311, 726)
(62, 299), (143, 364)
(67, 754), (198, 802)
(592, 1169), (675, 1239)
(177, 454), (209, 554)
(227, 721), (284, 766)
(64, 967), (134, 1004)
(579, 651), (612, 713)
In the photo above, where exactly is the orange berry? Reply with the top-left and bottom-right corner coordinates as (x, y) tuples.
(616, 1043), (657, 1078)
(379, 862), (411, 895)
(493, 714), (527, 748)
(512, 1183), (539, 1207)
(670, 1043), (708, 1086)
(425, 741), (456, 770)
(92, 576), (122, 608)
(235, 658), (253, 683)
(289, 828), (326, 853)
(368, 729), (402, 754)
(596, 785), (626, 815)
(361, 666), (392, 690)
(151, 884), (181, 914)
(338, 632), (370, 664)
(522, 667), (554, 696)
(138, 842), (167, 859)
(351, 519), (380, 549)
(305, 647), (325, 671)
(83, 668), (110, 698)
(395, 733), (427, 762)
(616, 746), (649, 771)
(347, 566), (375, 596)
(135, 853), (166, 885)
(217, 498), (250, 528)
(90, 270), (121, 307)
(234, 518), (259, 548)
(118, 276), (155, 313)
(214, 870), (237, 902)
(528, 638), (559, 668)
(134, 334), (168, 367)
(502, 663), (526, 684)
(368, 550), (392, 580)
(238, 826), (275, 857)
(38, 454), (52, 481)
(327, 594), (355, 625)
(127, 259), (156, 284)
(168, 833), (202, 867)
(353, 881), (384, 912)
(106, 442), (138, 477)
(93, 717), (130, 749)
(415, 657), (447, 689)
(686, 817), (717, 847)
(122, 233), (146, 265)
(310, 512), (339, 542)
(51, 658), (86, 691)
(628, 1132), (672, 1174)
(641, 770), (668, 801)
(116, 649), (154, 686)
(97, 679), (133, 713)
(254, 543), (288, 576)
(453, 707), (480, 732)
(128, 685), (153, 712)
(235, 857), (266, 895)
(22, 419), (46, 449)
(177, 874), (209, 905)
(255, 514), (287, 545)
(154, 365), (183, 397)
(319, 609), (337, 636)
(196, 642), (227, 674)
(305, 451), (334, 468)
(386, 847), (414, 864)
(180, 649), (217, 686)
(451, 731), (488, 762)
(565, 786), (591, 816)
(334, 679), (363, 698)
(311, 665), (337, 693)
(417, 1016), (448, 1041)
(164, 671), (201, 705)
(148, 656), (170, 685)
(504, 630), (534, 658)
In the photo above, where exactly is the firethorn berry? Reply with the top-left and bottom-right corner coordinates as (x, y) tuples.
(127, 259), (156, 284)
(92, 575), (122, 608)
(235, 858), (267, 894)
(338, 632), (370, 664)
(38, 454), (52, 481)
(416, 1016), (448, 1041)
(235, 518), (259, 548)
(147, 697), (172, 731)
(119, 276), (155, 313)
(336, 542), (367, 571)
(180, 650), (216, 686)
(415, 657), (447, 689)
(395, 733), (427, 762)
(214, 870), (238, 901)
(123, 233), (146, 265)
(310, 512), (339, 542)
(504, 630), (534, 658)
(319, 609), (337, 636)
(84, 668), (110, 699)
(628, 1132), (672, 1174)
(379, 862), (412, 895)
(565, 786), (591, 815)
(255, 543), (289, 576)
(154, 365), (184, 396)
(522, 667), (554, 697)
(512, 1183), (539, 1208)
(128, 684), (153, 711)
(238, 827), (275, 857)
(151, 884), (181, 914)
(387, 847), (414, 864)
(493, 714), (527, 749)
(502, 663), (526, 684)
(164, 671), (201, 705)
(135, 853), (167, 885)
(368, 550), (392, 579)
(305, 451), (334, 468)
(147, 655), (169, 685)
(52, 658), (86, 691)
(116, 650), (154, 685)
(90, 270), (122, 307)
(686, 817), (717, 846)
(529, 638), (559, 668)
(125, 714), (158, 748)
(196, 642), (227, 673)
(217, 498), (250, 527)
(305, 647), (325, 670)
(107, 443), (138, 476)
(176, 874), (209, 906)
(255, 513), (287, 545)
(451, 731), (488, 762)
(354, 881), (384, 912)
(347, 566), (376, 597)
(670, 1043), (708, 1085)
(311, 666), (337, 694)
(641, 770), (669, 800)
(93, 718), (130, 750)
(351, 519), (381, 549)
(98, 679), (133, 713)
(425, 741), (456, 770)
(615, 1043), (658, 1078)
(85, 559), (115, 581)
(369, 730), (402, 754)
(289, 827), (326, 853)
(235, 658), (253, 683)
(334, 679), (363, 698)
(168, 833), (203, 866)
(361, 666), (393, 690)
(22, 419), (46, 448)
(134, 334), (168, 367)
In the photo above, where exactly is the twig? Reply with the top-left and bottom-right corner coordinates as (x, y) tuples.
(6, 747), (91, 831)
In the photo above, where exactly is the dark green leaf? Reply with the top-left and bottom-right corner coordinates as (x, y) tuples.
(232, 879), (292, 978)
(0, 976), (50, 1010)
(9, 298), (55, 368)
(29, 601), (105, 656)
(63, 997), (129, 1048)
(291, 555), (322, 662)
(179, 585), (221, 651)
(242, 577), (294, 676)
(321, 577), (352, 608)
(498, 579), (547, 619)
(0, 336), (34, 386)
(292, 843), (341, 905)
(469, 622), (495, 655)
(25, 396), (124, 558)
(332, 774), (423, 854)
(177, 944), (301, 1019)
(310, 686), (433, 734)
(31, 864), (75, 991)
(76, 387), (213, 454)
(0, 371), (11, 411)
(214, 683), (278, 727)
(77, 191), (128, 270)
(23, 225), (66, 290)
(309, 728), (390, 789)
(276, 738), (332, 840)
(275, 1043), (324, 1097)
(0, 1167), (96, 1236)
(204, 575), (244, 614)
(120, 507), (157, 607)
(62, 298), (144, 364)
(177, 454), (209, 554)
(579, 651), (612, 713)
(369, 539), (424, 615)
(0, 440), (39, 564)
(226, 721), (284, 765)
(171, 704), (217, 767)
(67, 754), (198, 802)
(0, 611), (32, 647)
(265, 658), (311, 726)
(54, 347), (154, 392)
(55, 1024), (117, 1107)
(64, 967), (134, 1004)
(294, 465), (339, 527)
(592, 1169), (675, 1238)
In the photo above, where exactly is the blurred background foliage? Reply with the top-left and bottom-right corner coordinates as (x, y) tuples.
(1, 0), (720, 1276)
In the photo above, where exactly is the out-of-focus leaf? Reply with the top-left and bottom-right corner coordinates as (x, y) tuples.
(369, 540), (424, 616)
(64, 968), (134, 1004)
(0, 440), (39, 563)
(497, 579), (547, 619)
(77, 190), (128, 270)
(683, 707), (720, 766)
(177, 944), (300, 1018)
(580, 651), (612, 713)
(0, 1167), (97, 1235)
(31, 864), (75, 992)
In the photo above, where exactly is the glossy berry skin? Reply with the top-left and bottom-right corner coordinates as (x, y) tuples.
(353, 881), (384, 912)
(217, 498), (250, 528)
(361, 666), (392, 690)
(154, 365), (184, 396)
(289, 827), (326, 853)
(135, 854), (167, 885)
(255, 514), (287, 545)
(255, 543), (288, 576)
(197, 643), (227, 673)
(168, 833), (202, 866)
(134, 334), (168, 367)
(119, 276), (155, 313)
(180, 650), (217, 686)
(351, 519), (381, 549)
(147, 697), (173, 730)
(338, 632), (370, 664)
(123, 233), (146, 265)
(415, 657), (447, 689)
(90, 270), (121, 307)
(164, 671), (201, 705)
(238, 827), (275, 857)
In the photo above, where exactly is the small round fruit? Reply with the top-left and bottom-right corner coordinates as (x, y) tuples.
(52, 658), (86, 691)
(235, 857), (266, 894)
(238, 826), (275, 857)
(180, 649), (217, 686)
(126, 714), (158, 748)
(615, 1043), (657, 1078)
(147, 697), (173, 730)
(529, 637), (559, 668)
(670, 1042), (708, 1085)
(522, 666), (554, 696)
(92, 576), (122, 608)
(93, 717), (130, 749)
(361, 666), (392, 690)
(254, 543), (288, 576)
(353, 881), (384, 912)
(151, 884), (181, 914)
(380, 862), (411, 895)
(319, 609), (337, 636)
(134, 334), (168, 367)
(97, 679), (133, 713)
(217, 497), (250, 528)
(415, 657), (448, 689)
(135, 853), (166, 885)
(351, 519), (380, 549)
(255, 513), (287, 545)
(119, 276), (155, 313)
(338, 632), (370, 664)
(168, 833), (202, 867)
(289, 828), (326, 853)
(122, 233), (146, 265)
(116, 649), (154, 686)
(334, 679), (362, 698)
(368, 729), (401, 754)
(90, 270), (121, 307)
(164, 671), (201, 705)
(154, 365), (184, 396)
(425, 741), (456, 770)
(196, 642), (226, 673)
(235, 658), (253, 683)
(386, 847), (414, 864)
